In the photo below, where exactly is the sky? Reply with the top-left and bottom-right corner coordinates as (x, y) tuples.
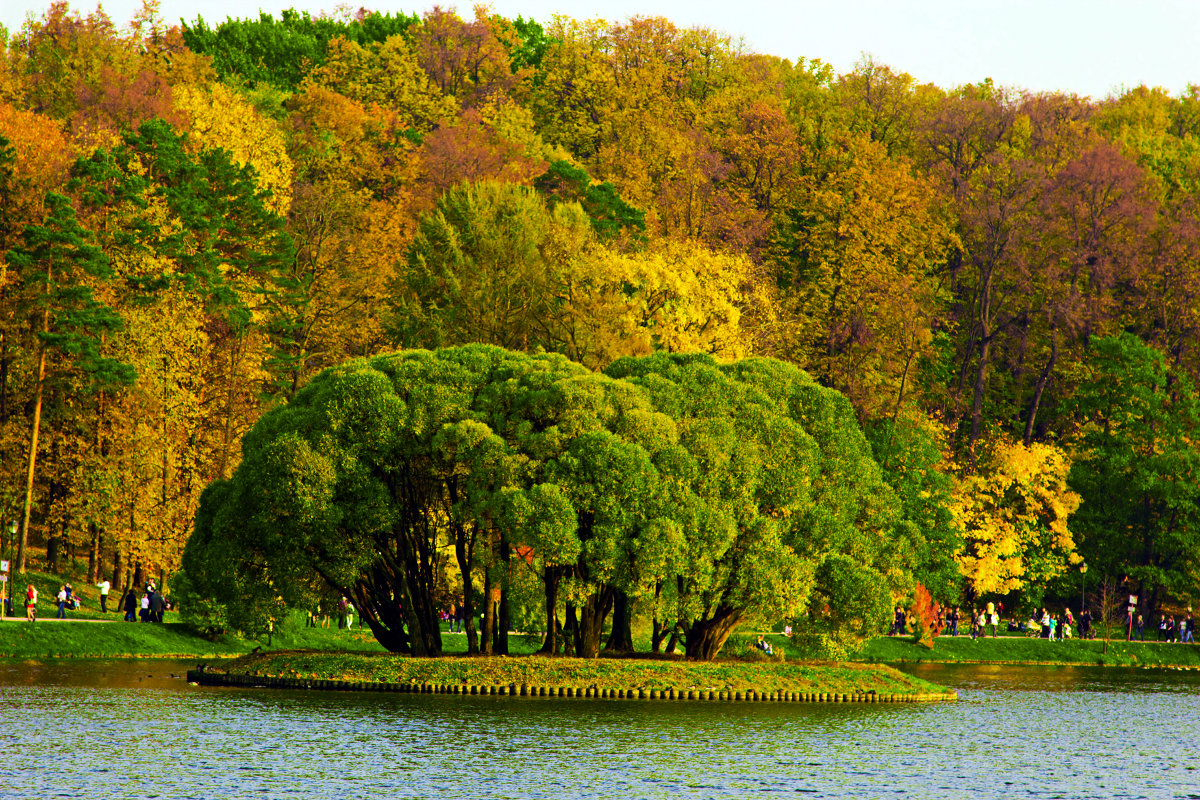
(2, 0), (1197, 99)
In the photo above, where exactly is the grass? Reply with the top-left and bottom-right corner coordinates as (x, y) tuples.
(4, 568), (116, 620)
(0, 618), (250, 658)
(218, 649), (949, 696)
(860, 632), (1200, 668)
(0, 609), (391, 659)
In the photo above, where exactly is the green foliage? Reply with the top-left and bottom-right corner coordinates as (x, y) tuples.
(508, 16), (552, 72)
(71, 119), (295, 327)
(5, 192), (135, 389)
(19, 3), (1200, 646)
(389, 180), (590, 351)
(1069, 334), (1200, 610)
(806, 553), (894, 645)
(181, 9), (420, 89)
(534, 159), (645, 240)
(866, 417), (963, 601)
(605, 352), (907, 659)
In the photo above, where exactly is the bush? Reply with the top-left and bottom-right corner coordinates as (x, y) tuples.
(173, 569), (232, 638)
(789, 632), (853, 661)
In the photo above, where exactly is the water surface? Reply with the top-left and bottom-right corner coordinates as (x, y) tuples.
(2, 659), (1198, 799)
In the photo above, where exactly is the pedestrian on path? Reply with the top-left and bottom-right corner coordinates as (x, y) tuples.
(25, 585), (37, 621)
(122, 588), (137, 622)
(56, 585), (67, 619)
(96, 579), (110, 613)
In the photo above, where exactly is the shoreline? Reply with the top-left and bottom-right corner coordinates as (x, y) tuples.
(861, 634), (1200, 668)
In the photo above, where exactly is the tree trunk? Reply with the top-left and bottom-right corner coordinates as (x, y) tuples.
(453, 525), (478, 655)
(397, 565), (442, 657)
(17, 340), (48, 574)
(969, 333), (990, 469)
(604, 588), (634, 653)
(46, 527), (60, 572)
(352, 580), (413, 654)
(494, 531), (510, 655)
(651, 581), (666, 653)
(664, 624), (681, 655)
(539, 565), (562, 655)
(684, 608), (744, 660)
(87, 522), (100, 583)
(112, 550), (125, 594)
(1023, 327), (1058, 445)
(651, 617), (665, 653)
(564, 602), (580, 656)
(481, 566), (494, 655)
(575, 587), (614, 658)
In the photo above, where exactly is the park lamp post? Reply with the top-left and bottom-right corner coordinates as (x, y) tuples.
(2, 521), (13, 616)
(1080, 562), (1087, 614)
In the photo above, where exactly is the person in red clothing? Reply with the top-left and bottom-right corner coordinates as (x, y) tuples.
(25, 584), (37, 621)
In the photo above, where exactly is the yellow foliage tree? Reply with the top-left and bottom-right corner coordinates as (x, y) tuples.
(306, 34), (456, 129)
(774, 132), (953, 421)
(173, 83), (294, 216)
(567, 238), (759, 365)
(952, 436), (1081, 595)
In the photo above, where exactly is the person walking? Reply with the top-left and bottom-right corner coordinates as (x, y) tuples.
(122, 588), (137, 622)
(56, 585), (68, 619)
(1184, 614), (1195, 644)
(96, 579), (110, 613)
(25, 584), (37, 622)
(149, 589), (165, 622)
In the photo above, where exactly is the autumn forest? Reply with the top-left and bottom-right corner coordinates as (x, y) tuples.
(1, 2), (1198, 631)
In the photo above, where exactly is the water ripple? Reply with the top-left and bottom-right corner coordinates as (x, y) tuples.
(3, 661), (1200, 799)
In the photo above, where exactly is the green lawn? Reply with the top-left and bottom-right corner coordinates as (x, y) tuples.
(0, 609), (390, 659)
(859, 632), (1200, 667)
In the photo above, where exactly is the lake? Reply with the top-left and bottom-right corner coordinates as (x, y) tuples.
(2, 659), (1198, 799)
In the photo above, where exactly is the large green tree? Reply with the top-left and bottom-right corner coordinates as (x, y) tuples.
(1068, 333), (1200, 619)
(183, 345), (905, 658)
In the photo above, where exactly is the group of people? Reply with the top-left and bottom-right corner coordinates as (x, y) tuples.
(54, 584), (82, 618)
(304, 596), (358, 629)
(889, 601), (1099, 640)
(15, 578), (163, 622)
(1130, 613), (1195, 642)
(441, 604), (466, 633)
(1025, 607), (1092, 640)
(123, 582), (168, 622)
(889, 597), (1199, 645)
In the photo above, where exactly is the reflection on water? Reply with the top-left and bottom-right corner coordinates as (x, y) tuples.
(2, 660), (1199, 799)
(897, 660), (1200, 694)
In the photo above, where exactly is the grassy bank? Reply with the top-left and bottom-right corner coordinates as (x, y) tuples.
(0, 619), (248, 658)
(216, 649), (949, 697)
(0, 614), (388, 659)
(860, 633), (1200, 667)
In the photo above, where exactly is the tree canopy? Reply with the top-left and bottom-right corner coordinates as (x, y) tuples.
(182, 345), (909, 658)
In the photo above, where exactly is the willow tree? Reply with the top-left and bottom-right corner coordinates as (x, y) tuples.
(182, 345), (902, 659)
(606, 353), (908, 659)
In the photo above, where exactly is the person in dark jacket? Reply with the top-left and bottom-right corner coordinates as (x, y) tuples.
(148, 590), (165, 622)
(122, 589), (138, 622)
